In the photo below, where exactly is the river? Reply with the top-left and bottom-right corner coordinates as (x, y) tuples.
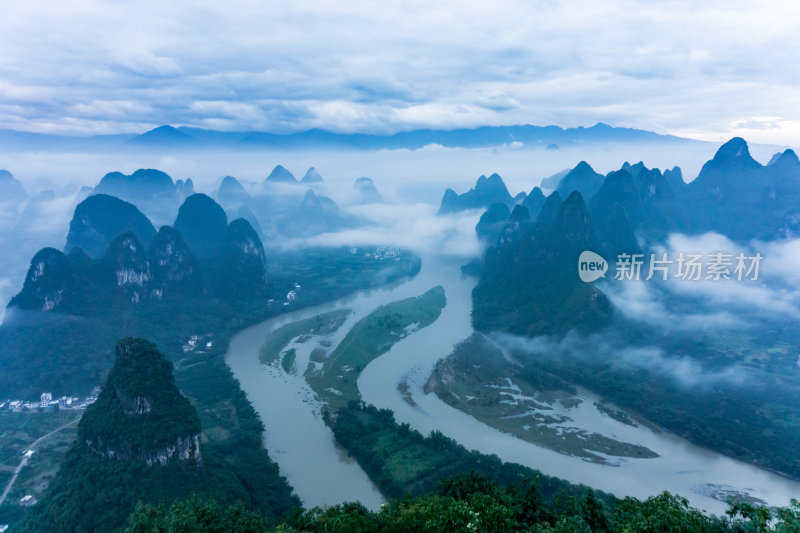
(226, 253), (800, 515)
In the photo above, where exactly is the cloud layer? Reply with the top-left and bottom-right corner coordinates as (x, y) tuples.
(492, 330), (750, 390)
(604, 233), (800, 330)
(2, 1), (800, 144)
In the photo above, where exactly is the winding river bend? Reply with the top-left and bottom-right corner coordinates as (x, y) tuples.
(226, 253), (800, 515)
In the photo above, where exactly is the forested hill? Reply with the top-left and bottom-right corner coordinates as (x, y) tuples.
(17, 338), (298, 533)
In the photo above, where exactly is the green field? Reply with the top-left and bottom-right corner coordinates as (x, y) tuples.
(258, 309), (351, 365)
(306, 286), (446, 409)
(0, 408), (81, 524)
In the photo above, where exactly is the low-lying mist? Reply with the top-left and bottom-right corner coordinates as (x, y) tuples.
(492, 329), (752, 390)
(490, 232), (800, 391)
(0, 140), (739, 203)
(0, 139), (787, 325)
(606, 233), (800, 326)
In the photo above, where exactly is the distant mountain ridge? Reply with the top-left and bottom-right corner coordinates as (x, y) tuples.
(152, 122), (699, 150)
(94, 168), (178, 205)
(0, 122), (708, 151)
(470, 136), (800, 337)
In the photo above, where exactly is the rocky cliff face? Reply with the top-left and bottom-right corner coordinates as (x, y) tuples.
(148, 225), (202, 296)
(105, 231), (149, 284)
(10, 212), (272, 312)
(216, 218), (268, 296)
(87, 433), (202, 467)
(8, 247), (76, 311)
(79, 338), (203, 467)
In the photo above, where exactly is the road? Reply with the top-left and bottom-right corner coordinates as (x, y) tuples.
(0, 417), (79, 506)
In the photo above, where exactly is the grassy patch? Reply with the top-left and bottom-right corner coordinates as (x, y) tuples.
(0, 410), (81, 504)
(334, 286), (445, 369)
(307, 286), (446, 410)
(280, 349), (297, 374)
(258, 309), (351, 365)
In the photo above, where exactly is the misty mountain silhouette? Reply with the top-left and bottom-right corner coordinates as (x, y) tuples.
(439, 173), (514, 214)
(301, 166), (324, 183)
(217, 175), (251, 205)
(173, 193), (228, 258)
(687, 137), (800, 240)
(354, 177), (382, 203)
(475, 202), (511, 243)
(94, 168), (180, 224)
(556, 161), (605, 200)
(95, 169), (177, 204)
(470, 137), (800, 339)
(0, 122), (702, 152)
(265, 164), (298, 184)
(0, 169), (28, 201)
(65, 194), (157, 259)
(128, 125), (195, 147)
(521, 186), (545, 219)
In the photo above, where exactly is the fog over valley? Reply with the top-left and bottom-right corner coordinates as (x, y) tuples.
(4, 2), (800, 531)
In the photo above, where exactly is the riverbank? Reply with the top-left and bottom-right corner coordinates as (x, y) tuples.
(228, 252), (800, 516)
(430, 333), (660, 464)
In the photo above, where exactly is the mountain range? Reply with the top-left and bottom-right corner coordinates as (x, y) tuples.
(0, 122), (705, 152)
(12, 192), (269, 316)
(467, 137), (800, 336)
(3, 133), (800, 530)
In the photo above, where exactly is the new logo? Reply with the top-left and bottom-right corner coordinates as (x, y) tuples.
(578, 250), (608, 282)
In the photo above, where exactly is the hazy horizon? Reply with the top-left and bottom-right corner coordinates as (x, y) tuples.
(3, 1), (800, 146)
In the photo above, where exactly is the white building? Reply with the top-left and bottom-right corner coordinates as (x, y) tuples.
(40, 392), (52, 407)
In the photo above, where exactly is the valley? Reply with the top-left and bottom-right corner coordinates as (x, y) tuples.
(5, 2), (800, 529)
(228, 252), (800, 517)
(2, 135), (800, 530)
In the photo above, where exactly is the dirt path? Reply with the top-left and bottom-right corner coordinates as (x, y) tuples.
(0, 417), (79, 506)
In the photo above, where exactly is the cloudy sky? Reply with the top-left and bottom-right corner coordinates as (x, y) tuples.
(2, 0), (800, 145)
